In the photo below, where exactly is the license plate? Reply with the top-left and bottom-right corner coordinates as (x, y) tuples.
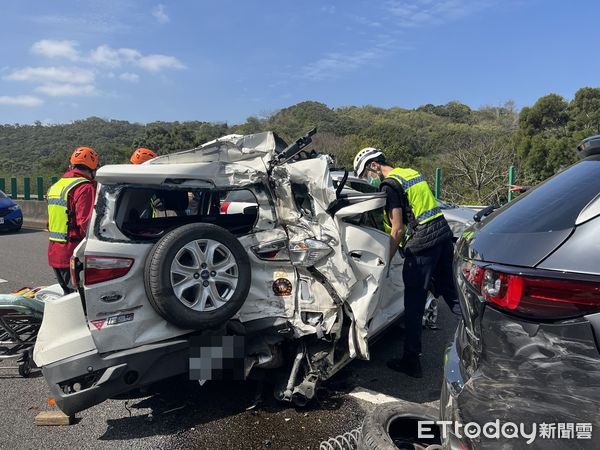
(189, 335), (245, 381)
(0, 218), (4, 224)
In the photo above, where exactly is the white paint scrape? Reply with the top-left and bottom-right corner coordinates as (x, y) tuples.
(349, 387), (401, 405)
(0, 278), (7, 284)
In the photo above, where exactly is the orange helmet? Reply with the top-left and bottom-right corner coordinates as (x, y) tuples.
(70, 146), (99, 170)
(130, 147), (157, 164)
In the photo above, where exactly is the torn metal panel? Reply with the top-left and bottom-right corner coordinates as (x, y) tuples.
(296, 271), (341, 337)
(278, 157), (359, 300)
(286, 157), (337, 210)
(150, 132), (277, 166)
(270, 166), (302, 223)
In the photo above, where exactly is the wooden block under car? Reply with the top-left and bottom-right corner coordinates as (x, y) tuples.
(34, 411), (74, 426)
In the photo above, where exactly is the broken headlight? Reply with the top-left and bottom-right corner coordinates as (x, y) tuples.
(289, 239), (332, 267)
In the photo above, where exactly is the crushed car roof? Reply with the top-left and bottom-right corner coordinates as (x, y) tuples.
(95, 132), (280, 186)
(150, 132), (279, 165)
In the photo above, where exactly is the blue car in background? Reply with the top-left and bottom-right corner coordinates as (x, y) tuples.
(0, 190), (23, 232)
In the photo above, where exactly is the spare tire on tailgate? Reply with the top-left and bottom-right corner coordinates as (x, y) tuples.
(144, 223), (251, 329)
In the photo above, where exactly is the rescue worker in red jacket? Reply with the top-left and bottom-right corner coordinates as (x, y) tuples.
(47, 147), (98, 294)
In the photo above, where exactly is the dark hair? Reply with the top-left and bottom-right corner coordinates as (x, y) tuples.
(73, 164), (93, 172)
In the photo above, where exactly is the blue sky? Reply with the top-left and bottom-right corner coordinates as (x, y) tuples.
(0, 0), (598, 125)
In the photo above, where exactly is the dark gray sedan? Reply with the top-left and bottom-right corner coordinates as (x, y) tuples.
(442, 135), (600, 449)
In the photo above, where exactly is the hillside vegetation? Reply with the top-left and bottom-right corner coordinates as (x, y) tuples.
(1, 87), (599, 203)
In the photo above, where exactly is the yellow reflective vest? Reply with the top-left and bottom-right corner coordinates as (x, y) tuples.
(47, 177), (89, 243)
(382, 168), (442, 243)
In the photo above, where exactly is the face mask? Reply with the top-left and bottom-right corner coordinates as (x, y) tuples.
(368, 175), (381, 188)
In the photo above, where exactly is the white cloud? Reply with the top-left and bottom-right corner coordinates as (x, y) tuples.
(384, 0), (494, 27)
(118, 72), (139, 82)
(35, 83), (97, 97)
(136, 54), (184, 71)
(89, 45), (140, 67)
(302, 48), (384, 81)
(152, 4), (170, 24)
(88, 45), (183, 71)
(0, 95), (43, 107)
(321, 5), (336, 14)
(6, 66), (95, 84)
(31, 40), (80, 61)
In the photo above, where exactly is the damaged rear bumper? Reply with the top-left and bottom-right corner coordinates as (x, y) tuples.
(42, 338), (189, 415)
(441, 313), (600, 449)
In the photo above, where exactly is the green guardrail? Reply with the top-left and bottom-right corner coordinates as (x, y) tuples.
(0, 167), (522, 202)
(10, 177), (17, 198)
(0, 176), (56, 200)
(37, 177), (44, 200)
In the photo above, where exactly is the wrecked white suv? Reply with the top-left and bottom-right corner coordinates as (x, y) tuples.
(34, 130), (434, 414)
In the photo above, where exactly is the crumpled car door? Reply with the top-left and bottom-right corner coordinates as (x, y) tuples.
(333, 195), (401, 359)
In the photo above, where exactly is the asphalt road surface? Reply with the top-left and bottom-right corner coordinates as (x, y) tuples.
(0, 228), (458, 449)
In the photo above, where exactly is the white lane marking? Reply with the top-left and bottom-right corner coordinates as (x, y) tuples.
(0, 279), (7, 284)
(349, 387), (401, 405)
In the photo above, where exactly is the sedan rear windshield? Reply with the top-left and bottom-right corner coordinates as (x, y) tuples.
(483, 157), (600, 233)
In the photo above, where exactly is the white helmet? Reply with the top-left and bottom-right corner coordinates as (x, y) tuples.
(353, 147), (383, 177)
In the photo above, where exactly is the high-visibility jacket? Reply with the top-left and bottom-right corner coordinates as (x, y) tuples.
(47, 177), (89, 243)
(382, 168), (443, 244)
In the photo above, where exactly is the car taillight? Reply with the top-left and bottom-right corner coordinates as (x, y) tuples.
(220, 202), (231, 214)
(289, 239), (332, 267)
(84, 256), (134, 285)
(461, 261), (600, 320)
(70, 256), (82, 289)
(251, 239), (289, 261)
(481, 270), (523, 310)
(461, 260), (485, 291)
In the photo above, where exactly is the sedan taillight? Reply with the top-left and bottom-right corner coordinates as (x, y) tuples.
(460, 261), (600, 320)
(84, 256), (134, 285)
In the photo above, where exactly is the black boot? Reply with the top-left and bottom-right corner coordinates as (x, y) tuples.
(386, 354), (423, 378)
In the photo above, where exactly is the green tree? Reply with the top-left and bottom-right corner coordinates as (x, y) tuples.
(569, 87), (600, 134)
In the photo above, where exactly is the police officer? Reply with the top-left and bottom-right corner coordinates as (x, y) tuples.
(354, 148), (461, 378)
(47, 147), (98, 294)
